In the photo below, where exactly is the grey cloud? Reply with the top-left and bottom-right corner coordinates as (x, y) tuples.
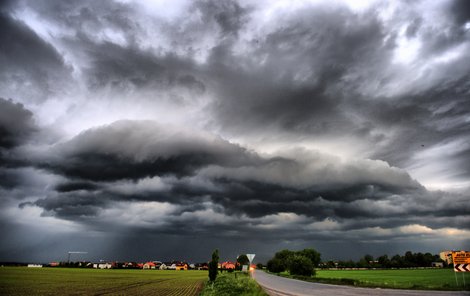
(0, 10), (71, 102)
(25, 120), (469, 235)
(449, 0), (470, 25)
(194, 0), (249, 37)
(0, 98), (36, 149)
(1, 0), (470, 262)
(206, 5), (391, 138)
(40, 120), (259, 181)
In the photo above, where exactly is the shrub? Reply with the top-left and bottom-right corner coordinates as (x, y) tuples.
(267, 258), (286, 273)
(288, 255), (314, 277)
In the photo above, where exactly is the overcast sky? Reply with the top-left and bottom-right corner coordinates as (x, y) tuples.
(1, 0), (469, 264)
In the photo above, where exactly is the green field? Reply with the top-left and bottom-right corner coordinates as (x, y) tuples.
(313, 269), (470, 290)
(0, 267), (207, 295)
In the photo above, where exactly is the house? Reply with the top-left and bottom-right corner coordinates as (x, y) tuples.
(195, 263), (208, 270)
(173, 261), (188, 270)
(143, 262), (156, 269)
(221, 261), (236, 270)
(153, 261), (163, 269)
(93, 262), (112, 269)
(432, 262), (444, 268)
(159, 263), (168, 270)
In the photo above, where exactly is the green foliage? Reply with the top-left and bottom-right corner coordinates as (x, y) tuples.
(267, 247), (321, 274)
(288, 255), (314, 277)
(200, 272), (267, 296)
(208, 249), (219, 282)
(328, 251), (443, 269)
(266, 258), (286, 273)
(297, 248), (321, 266)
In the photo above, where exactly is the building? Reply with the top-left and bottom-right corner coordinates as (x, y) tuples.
(221, 261), (236, 270)
(143, 262), (156, 269)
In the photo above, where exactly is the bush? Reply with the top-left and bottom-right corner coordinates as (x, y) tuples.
(267, 258), (286, 273)
(288, 255), (314, 277)
(200, 272), (267, 296)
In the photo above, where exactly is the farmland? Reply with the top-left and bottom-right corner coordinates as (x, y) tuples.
(313, 269), (470, 290)
(0, 267), (207, 295)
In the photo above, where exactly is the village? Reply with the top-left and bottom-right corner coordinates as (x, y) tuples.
(32, 260), (256, 271)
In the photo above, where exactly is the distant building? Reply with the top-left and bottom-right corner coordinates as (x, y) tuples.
(439, 251), (453, 264)
(195, 263), (208, 270)
(143, 262), (156, 269)
(27, 264), (43, 268)
(93, 262), (112, 269)
(221, 261), (236, 270)
(432, 262), (444, 268)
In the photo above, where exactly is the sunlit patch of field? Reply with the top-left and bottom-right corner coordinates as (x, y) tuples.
(314, 269), (470, 290)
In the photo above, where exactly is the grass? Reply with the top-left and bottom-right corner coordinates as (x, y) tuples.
(200, 271), (267, 296)
(274, 269), (470, 291)
(0, 267), (207, 295)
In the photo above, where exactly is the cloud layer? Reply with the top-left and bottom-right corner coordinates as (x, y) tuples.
(1, 0), (469, 262)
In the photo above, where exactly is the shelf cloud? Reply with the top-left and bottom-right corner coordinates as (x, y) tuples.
(1, 0), (469, 262)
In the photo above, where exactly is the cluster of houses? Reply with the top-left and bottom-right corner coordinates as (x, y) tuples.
(46, 260), (241, 271)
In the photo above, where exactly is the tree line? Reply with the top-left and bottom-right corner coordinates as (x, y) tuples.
(321, 251), (444, 269)
(266, 249), (446, 276)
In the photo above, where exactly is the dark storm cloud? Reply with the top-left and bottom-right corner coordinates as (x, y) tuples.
(0, 9), (71, 102)
(19, 120), (468, 236)
(80, 40), (206, 95)
(1, 0), (470, 262)
(367, 76), (470, 170)
(449, 0), (470, 25)
(0, 98), (38, 188)
(0, 98), (36, 149)
(194, 0), (249, 36)
(39, 120), (259, 181)
(207, 5), (390, 137)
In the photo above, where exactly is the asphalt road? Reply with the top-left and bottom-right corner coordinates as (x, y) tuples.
(252, 270), (470, 296)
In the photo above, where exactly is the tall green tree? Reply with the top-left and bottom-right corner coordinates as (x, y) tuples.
(208, 249), (219, 282)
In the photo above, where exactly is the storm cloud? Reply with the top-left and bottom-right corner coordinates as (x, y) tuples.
(0, 0), (469, 263)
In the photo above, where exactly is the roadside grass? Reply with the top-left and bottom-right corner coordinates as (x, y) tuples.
(271, 269), (470, 291)
(0, 267), (206, 295)
(200, 271), (267, 296)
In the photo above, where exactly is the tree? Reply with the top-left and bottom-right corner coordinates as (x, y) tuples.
(288, 255), (314, 277)
(274, 249), (294, 262)
(237, 254), (249, 269)
(377, 254), (390, 268)
(267, 258), (286, 273)
(208, 249), (219, 282)
(298, 248), (321, 267)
